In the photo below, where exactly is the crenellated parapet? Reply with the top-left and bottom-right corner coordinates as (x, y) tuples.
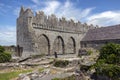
(35, 11), (47, 25)
(19, 6), (97, 33)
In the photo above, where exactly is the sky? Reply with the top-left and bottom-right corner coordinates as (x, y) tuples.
(0, 0), (120, 45)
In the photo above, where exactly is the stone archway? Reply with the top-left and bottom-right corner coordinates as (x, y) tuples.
(53, 36), (64, 54)
(66, 37), (76, 54)
(37, 34), (50, 55)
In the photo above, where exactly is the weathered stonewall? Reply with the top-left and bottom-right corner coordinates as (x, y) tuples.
(17, 6), (97, 57)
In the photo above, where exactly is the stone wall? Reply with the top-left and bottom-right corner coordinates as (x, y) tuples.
(32, 12), (94, 33)
(17, 6), (96, 57)
(81, 39), (120, 50)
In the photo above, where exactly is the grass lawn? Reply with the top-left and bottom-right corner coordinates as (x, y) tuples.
(0, 69), (32, 80)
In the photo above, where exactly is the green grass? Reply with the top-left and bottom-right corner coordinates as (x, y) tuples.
(52, 75), (76, 80)
(54, 60), (69, 68)
(38, 68), (44, 72)
(0, 69), (32, 80)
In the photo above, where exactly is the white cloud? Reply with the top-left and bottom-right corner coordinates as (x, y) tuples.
(87, 11), (120, 26)
(31, 0), (40, 5)
(30, 0), (120, 26)
(30, 0), (94, 21)
(41, 1), (60, 14)
(80, 8), (95, 18)
(0, 26), (16, 46)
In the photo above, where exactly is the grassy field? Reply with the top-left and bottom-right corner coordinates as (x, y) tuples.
(0, 69), (32, 80)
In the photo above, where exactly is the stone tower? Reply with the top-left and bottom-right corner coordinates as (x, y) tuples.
(17, 6), (35, 57)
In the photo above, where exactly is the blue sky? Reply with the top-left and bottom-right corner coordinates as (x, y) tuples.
(0, 0), (120, 45)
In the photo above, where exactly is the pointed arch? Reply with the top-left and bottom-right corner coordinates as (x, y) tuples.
(53, 36), (65, 54)
(37, 34), (50, 55)
(66, 37), (76, 54)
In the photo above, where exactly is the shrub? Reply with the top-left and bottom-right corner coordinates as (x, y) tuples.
(91, 43), (120, 79)
(95, 64), (120, 80)
(80, 65), (91, 72)
(98, 43), (120, 64)
(0, 46), (11, 63)
(106, 54), (117, 64)
(0, 46), (5, 53)
(0, 52), (11, 63)
(54, 60), (69, 68)
(87, 50), (93, 55)
(99, 43), (120, 63)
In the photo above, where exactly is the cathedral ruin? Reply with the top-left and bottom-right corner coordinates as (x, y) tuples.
(17, 7), (97, 57)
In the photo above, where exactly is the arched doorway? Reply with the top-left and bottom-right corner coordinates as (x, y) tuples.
(37, 34), (50, 55)
(66, 37), (76, 54)
(53, 36), (64, 54)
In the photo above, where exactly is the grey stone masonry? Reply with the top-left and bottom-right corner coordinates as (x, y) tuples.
(17, 6), (97, 57)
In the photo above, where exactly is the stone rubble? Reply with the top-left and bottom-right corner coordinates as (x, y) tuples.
(0, 53), (98, 80)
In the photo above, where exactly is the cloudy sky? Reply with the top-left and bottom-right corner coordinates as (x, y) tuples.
(0, 0), (120, 45)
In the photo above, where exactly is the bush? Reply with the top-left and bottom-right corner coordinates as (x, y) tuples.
(54, 60), (69, 68)
(91, 43), (120, 80)
(0, 52), (11, 63)
(95, 64), (120, 80)
(87, 50), (93, 55)
(80, 65), (91, 72)
(99, 43), (120, 64)
(0, 46), (5, 53)
(0, 46), (11, 63)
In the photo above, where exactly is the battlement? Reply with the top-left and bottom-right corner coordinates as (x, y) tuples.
(19, 6), (97, 33)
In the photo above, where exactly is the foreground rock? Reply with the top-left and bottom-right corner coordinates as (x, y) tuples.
(17, 67), (90, 80)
